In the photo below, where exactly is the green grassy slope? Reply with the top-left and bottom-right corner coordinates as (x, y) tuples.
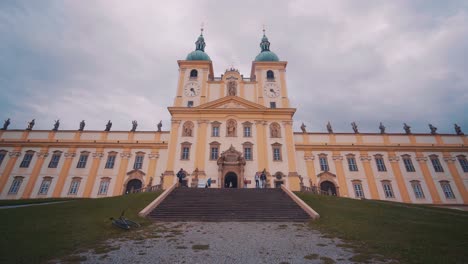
(0, 192), (161, 264)
(297, 193), (468, 264)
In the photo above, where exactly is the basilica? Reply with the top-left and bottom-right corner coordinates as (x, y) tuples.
(0, 30), (467, 205)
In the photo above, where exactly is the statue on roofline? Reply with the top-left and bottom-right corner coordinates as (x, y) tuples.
(379, 122), (386, 134)
(300, 123), (306, 133)
(157, 120), (162, 132)
(79, 120), (85, 131)
(105, 120), (112, 131)
(26, 119), (35, 130)
(131, 120), (137, 132)
(326, 121), (333, 134)
(403, 123), (411, 134)
(52, 120), (60, 131)
(454, 124), (463, 135)
(429, 124), (437, 135)
(351, 122), (359, 133)
(1, 118), (10, 130)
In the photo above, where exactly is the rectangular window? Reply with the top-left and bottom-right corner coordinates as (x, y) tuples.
(105, 155), (116, 169)
(20, 153), (33, 168)
(319, 157), (329, 171)
(440, 182), (455, 199)
(212, 126), (219, 137)
(187, 101), (194, 107)
(353, 183), (364, 198)
(0, 152), (6, 167)
(38, 179), (51, 195)
(382, 182), (394, 198)
(411, 182), (425, 199)
(68, 180), (80, 195)
(8, 178), (23, 194)
(403, 158), (415, 172)
(98, 181), (110, 195)
(181, 147), (190, 160)
(347, 157), (358, 171)
(134, 155), (144, 170)
(48, 154), (61, 168)
(375, 157), (387, 172)
(270, 102), (276, 108)
(458, 157), (468, 172)
(244, 148), (252, 160)
(244, 126), (251, 137)
(273, 148), (281, 161)
(210, 147), (219, 160)
(76, 154), (88, 168)
(431, 157), (444, 172)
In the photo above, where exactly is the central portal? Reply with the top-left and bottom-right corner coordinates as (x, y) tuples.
(224, 172), (238, 188)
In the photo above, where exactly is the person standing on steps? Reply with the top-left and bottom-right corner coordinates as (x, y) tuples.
(260, 169), (267, 189)
(255, 172), (260, 188)
(243, 177), (248, 188)
(176, 168), (186, 187)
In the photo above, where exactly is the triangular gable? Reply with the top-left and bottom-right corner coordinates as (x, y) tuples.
(197, 96), (267, 110)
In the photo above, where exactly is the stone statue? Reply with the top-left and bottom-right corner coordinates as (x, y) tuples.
(300, 123), (306, 133)
(105, 120), (112, 131)
(131, 120), (137, 132)
(1, 118), (10, 130)
(26, 119), (35, 130)
(454, 123), (464, 135)
(379, 122), (386, 134)
(52, 120), (60, 131)
(271, 124), (280, 138)
(429, 124), (437, 135)
(183, 123), (193, 137)
(157, 120), (162, 132)
(351, 122), (359, 133)
(79, 120), (85, 131)
(227, 120), (236, 136)
(227, 81), (237, 96)
(403, 123), (411, 134)
(326, 122), (333, 134)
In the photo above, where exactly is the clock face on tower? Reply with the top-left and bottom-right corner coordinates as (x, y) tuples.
(184, 82), (200, 97)
(264, 83), (280, 98)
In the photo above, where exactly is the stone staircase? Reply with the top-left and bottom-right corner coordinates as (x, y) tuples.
(148, 188), (311, 222)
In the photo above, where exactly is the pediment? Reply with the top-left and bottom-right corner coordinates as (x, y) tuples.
(197, 96), (267, 110)
(317, 171), (336, 178)
(126, 169), (146, 176)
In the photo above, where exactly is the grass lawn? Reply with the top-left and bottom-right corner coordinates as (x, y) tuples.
(0, 198), (76, 207)
(297, 193), (468, 264)
(0, 192), (161, 264)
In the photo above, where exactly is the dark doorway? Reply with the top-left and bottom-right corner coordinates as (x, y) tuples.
(320, 181), (337, 196)
(224, 172), (238, 188)
(126, 179), (143, 193)
(275, 181), (284, 188)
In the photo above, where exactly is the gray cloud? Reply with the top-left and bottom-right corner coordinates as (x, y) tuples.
(0, 0), (467, 134)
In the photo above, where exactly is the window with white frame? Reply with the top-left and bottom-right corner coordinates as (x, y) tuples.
(38, 177), (52, 195)
(105, 152), (117, 169)
(180, 142), (192, 160)
(68, 177), (81, 195)
(440, 181), (455, 199)
(457, 155), (468, 172)
(244, 126), (251, 137)
(211, 121), (220, 137)
(429, 155), (444, 172)
(48, 151), (62, 168)
(133, 153), (144, 170)
(243, 142), (253, 161)
(20, 151), (34, 168)
(98, 178), (111, 195)
(375, 154), (387, 172)
(0, 150), (7, 167)
(272, 143), (282, 161)
(410, 180), (425, 199)
(209, 142), (220, 160)
(381, 180), (394, 198)
(8, 176), (24, 194)
(347, 154), (358, 171)
(402, 155), (415, 172)
(319, 154), (329, 171)
(352, 180), (364, 198)
(76, 152), (89, 168)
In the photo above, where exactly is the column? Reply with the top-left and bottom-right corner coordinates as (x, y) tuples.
(332, 153), (348, 197)
(194, 120), (209, 175)
(146, 152), (160, 187)
(283, 121), (300, 191)
(304, 152), (316, 185)
(415, 154), (441, 204)
(174, 68), (186, 106)
(443, 155), (468, 203)
(359, 152), (379, 199)
(52, 150), (76, 197)
(0, 148), (22, 194)
(257, 69), (265, 105)
(279, 69), (290, 107)
(22, 149), (49, 198)
(388, 154), (411, 203)
(200, 69), (208, 104)
(255, 120), (268, 171)
(83, 150), (104, 197)
(113, 151), (131, 196)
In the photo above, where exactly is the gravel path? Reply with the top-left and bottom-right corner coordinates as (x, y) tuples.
(72, 222), (391, 264)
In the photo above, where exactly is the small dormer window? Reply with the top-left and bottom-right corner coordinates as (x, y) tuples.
(266, 70), (275, 80)
(190, 69), (198, 78)
(187, 101), (194, 107)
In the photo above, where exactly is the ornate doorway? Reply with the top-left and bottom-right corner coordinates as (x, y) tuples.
(224, 172), (238, 188)
(125, 179), (143, 193)
(320, 181), (337, 196)
(217, 145), (246, 188)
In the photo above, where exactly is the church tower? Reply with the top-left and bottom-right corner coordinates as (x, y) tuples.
(162, 29), (301, 190)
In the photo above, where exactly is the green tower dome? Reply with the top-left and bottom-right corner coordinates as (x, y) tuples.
(255, 32), (279, 62)
(186, 31), (211, 61)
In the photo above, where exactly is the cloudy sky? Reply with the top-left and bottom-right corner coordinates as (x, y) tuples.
(1, 0), (467, 134)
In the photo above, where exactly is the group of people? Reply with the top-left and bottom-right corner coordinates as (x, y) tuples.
(177, 168), (268, 188)
(254, 169), (267, 188)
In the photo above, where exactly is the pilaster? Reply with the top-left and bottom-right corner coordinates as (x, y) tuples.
(359, 152), (379, 199)
(332, 152), (348, 197)
(0, 147), (22, 194)
(388, 153), (410, 203)
(83, 150), (104, 197)
(22, 148), (49, 198)
(443, 154), (468, 203)
(113, 151), (131, 196)
(415, 153), (441, 204)
(52, 149), (76, 197)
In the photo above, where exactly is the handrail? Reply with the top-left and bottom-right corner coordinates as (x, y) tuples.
(281, 185), (320, 220)
(130, 184), (162, 194)
(138, 183), (177, 217)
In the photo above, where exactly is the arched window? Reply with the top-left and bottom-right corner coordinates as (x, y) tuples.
(190, 69), (198, 78)
(266, 70), (274, 80)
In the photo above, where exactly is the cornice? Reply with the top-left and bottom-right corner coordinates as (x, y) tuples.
(294, 144), (468, 152)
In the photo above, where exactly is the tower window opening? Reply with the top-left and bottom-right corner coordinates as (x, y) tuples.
(190, 69), (198, 78)
(266, 70), (275, 80)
